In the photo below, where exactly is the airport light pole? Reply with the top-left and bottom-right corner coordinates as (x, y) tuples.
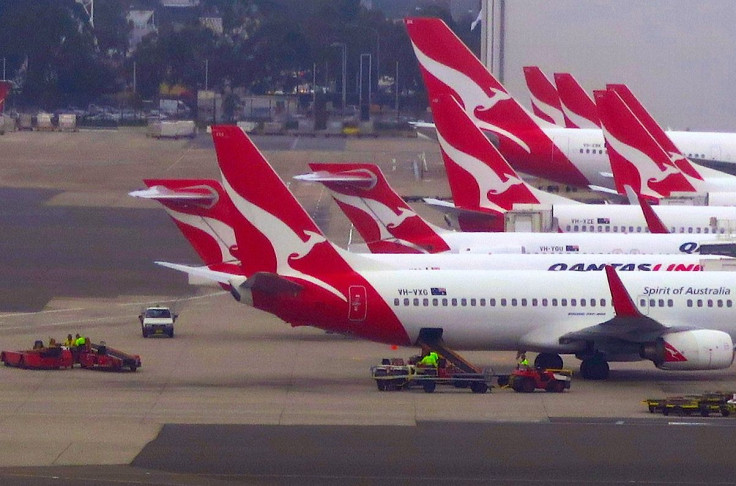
(331, 42), (346, 114)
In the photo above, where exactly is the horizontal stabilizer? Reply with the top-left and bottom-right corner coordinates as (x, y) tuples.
(422, 198), (502, 219)
(155, 261), (241, 285)
(129, 185), (217, 204)
(294, 171), (374, 188)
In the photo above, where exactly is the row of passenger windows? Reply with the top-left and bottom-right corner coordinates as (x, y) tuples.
(393, 296), (735, 310)
(576, 148), (707, 160)
(394, 297), (608, 308)
(564, 224), (726, 234)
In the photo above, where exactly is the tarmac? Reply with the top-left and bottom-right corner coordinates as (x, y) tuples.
(1, 128), (736, 484)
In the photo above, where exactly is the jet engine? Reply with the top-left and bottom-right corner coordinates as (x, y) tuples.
(640, 329), (734, 370)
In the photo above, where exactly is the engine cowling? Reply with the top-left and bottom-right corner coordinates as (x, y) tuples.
(640, 330), (734, 370)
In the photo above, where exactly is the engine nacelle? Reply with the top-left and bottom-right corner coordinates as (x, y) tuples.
(640, 330), (734, 370)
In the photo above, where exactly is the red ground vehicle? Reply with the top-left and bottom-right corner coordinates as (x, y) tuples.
(508, 368), (572, 393)
(1, 345), (73, 370)
(78, 343), (141, 372)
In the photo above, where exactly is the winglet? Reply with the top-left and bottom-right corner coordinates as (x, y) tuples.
(605, 265), (641, 318)
(624, 185), (669, 234)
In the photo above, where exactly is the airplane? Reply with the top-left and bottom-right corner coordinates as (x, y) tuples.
(148, 125), (736, 380)
(404, 17), (736, 191)
(523, 66), (565, 127)
(295, 159), (732, 255)
(429, 92), (736, 235)
(600, 84), (736, 204)
(133, 177), (722, 274)
(553, 72), (601, 128)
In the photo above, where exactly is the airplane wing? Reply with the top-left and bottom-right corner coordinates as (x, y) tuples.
(559, 266), (669, 345)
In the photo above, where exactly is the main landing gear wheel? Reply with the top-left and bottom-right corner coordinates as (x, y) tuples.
(534, 353), (563, 370)
(580, 355), (609, 380)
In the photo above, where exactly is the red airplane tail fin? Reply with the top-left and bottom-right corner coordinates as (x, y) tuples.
(523, 66), (565, 126)
(301, 163), (451, 253)
(553, 73), (600, 128)
(404, 17), (589, 187)
(432, 94), (542, 214)
(607, 83), (703, 181)
(132, 179), (238, 268)
(594, 89), (696, 200)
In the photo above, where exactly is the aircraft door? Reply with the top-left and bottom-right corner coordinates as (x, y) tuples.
(348, 285), (367, 321)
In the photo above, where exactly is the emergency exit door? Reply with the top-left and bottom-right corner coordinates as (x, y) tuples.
(349, 285), (367, 321)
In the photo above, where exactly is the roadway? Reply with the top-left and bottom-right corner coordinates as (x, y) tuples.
(0, 129), (734, 485)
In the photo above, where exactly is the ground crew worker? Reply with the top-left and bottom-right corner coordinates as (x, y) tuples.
(63, 334), (74, 347)
(419, 351), (439, 367)
(74, 334), (85, 347)
(517, 352), (530, 370)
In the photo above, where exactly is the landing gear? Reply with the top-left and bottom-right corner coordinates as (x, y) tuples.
(534, 353), (563, 370)
(579, 354), (609, 380)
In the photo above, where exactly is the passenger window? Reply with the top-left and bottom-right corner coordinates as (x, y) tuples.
(552, 298), (558, 306)
(480, 298), (486, 306)
(561, 299), (567, 307)
(532, 298), (538, 306)
(432, 298), (438, 306)
(696, 227), (701, 234)
(589, 299), (595, 307)
(688, 227), (693, 233)
(668, 299), (673, 307)
(470, 298), (476, 306)
(581, 225), (586, 232)
(580, 299), (586, 307)
(451, 298), (458, 306)
(718, 300), (723, 308)
(571, 299), (577, 306)
(599, 299), (606, 307)
(423, 298), (429, 306)
(501, 298), (507, 306)
(521, 298), (527, 306)
(728, 300), (733, 308)
(511, 298), (517, 306)
(605, 226), (610, 233)
(542, 298), (548, 306)
(413, 298), (419, 306)
(589, 226), (594, 232)
(658, 299), (664, 307)
(461, 298), (467, 306)
(697, 299), (703, 307)
(574, 225), (579, 231)
(394, 298), (399, 306)
(708, 299), (713, 307)
(649, 299), (655, 307)
(490, 298), (496, 306)
(687, 299), (693, 307)
(704, 228), (709, 234)
(566, 225), (571, 231)
(404, 298), (410, 306)
(640, 299), (646, 307)
(442, 298), (448, 307)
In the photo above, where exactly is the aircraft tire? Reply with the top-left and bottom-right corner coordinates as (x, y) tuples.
(535, 353), (563, 370)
